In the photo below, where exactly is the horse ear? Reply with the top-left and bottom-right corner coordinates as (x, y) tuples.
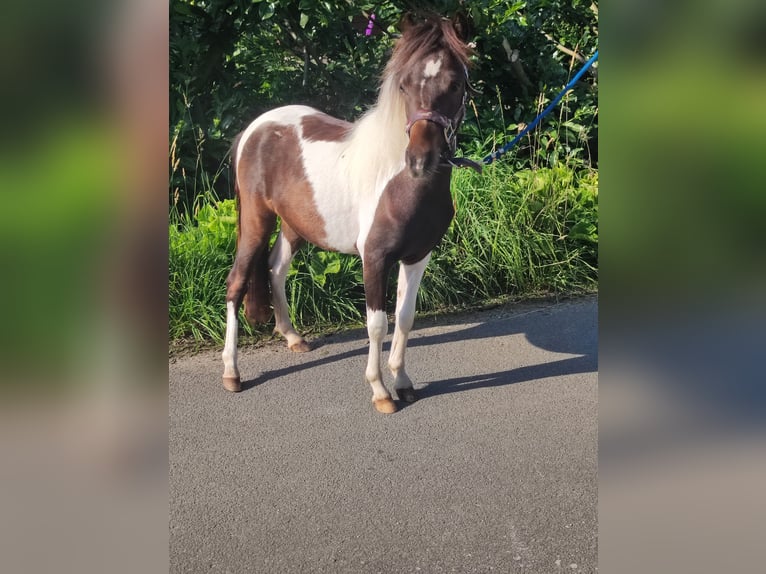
(451, 12), (472, 42)
(399, 12), (417, 34)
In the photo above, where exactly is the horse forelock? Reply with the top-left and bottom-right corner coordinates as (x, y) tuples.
(384, 16), (473, 83)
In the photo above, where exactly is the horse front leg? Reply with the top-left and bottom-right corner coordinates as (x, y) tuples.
(362, 254), (397, 414)
(389, 253), (431, 403)
(222, 298), (241, 392)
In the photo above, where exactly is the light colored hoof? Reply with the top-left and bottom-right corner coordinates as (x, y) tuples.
(288, 339), (311, 353)
(373, 398), (397, 414)
(396, 387), (418, 403)
(222, 376), (242, 392)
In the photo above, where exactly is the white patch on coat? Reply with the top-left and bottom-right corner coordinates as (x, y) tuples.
(365, 308), (390, 400)
(345, 74), (408, 258)
(221, 300), (239, 379)
(423, 56), (443, 78)
(235, 105), (314, 166)
(388, 254), (431, 383)
(366, 308), (388, 340)
(300, 74), (407, 257)
(299, 137), (360, 252)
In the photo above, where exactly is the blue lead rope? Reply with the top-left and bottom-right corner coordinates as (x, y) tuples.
(481, 50), (598, 165)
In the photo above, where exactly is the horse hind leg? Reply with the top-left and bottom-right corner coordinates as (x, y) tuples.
(389, 253), (431, 403)
(243, 228), (275, 326)
(221, 203), (276, 392)
(269, 223), (310, 352)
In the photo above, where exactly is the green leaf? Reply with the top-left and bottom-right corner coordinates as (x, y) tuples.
(260, 3), (274, 20)
(324, 256), (341, 275)
(569, 221), (598, 243)
(299, 13), (309, 28)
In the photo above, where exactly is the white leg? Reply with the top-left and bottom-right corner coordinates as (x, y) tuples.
(221, 300), (241, 391)
(389, 253), (430, 402)
(365, 307), (396, 413)
(269, 231), (310, 352)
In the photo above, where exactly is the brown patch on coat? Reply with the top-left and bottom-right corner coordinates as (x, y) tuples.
(301, 113), (352, 142)
(236, 122), (329, 250)
(362, 167), (455, 311)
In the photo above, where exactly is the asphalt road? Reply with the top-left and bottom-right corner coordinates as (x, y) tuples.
(170, 296), (597, 573)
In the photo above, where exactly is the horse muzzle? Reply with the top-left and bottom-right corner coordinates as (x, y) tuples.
(405, 120), (445, 178)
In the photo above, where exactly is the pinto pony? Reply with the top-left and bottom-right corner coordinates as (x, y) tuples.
(221, 14), (478, 413)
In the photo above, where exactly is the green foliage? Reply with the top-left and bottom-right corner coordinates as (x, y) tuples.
(435, 0), (598, 167)
(170, 0), (598, 209)
(421, 162), (597, 312)
(284, 246), (366, 330)
(169, 193), (242, 342)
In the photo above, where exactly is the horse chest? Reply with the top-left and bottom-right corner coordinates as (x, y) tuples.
(400, 195), (454, 263)
(366, 172), (454, 264)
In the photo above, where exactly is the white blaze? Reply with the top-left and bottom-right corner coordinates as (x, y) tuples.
(423, 56), (442, 78)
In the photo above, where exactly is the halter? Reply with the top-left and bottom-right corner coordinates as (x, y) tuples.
(403, 69), (482, 174)
(405, 109), (458, 155)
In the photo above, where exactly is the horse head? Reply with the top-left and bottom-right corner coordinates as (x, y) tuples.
(387, 14), (473, 178)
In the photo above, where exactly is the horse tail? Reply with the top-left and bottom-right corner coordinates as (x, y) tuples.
(243, 248), (272, 325)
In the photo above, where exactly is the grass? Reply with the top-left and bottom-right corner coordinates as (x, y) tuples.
(169, 160), (597, 348)
(424, 163), (598, 309)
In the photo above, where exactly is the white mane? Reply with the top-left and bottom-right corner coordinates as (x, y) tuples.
(343, 73), (409, 198)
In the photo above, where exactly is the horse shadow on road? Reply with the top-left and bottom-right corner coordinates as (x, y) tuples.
(241, 298), (597, 403)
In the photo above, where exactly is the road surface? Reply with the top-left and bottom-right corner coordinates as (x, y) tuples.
(170, 296), (597, 573)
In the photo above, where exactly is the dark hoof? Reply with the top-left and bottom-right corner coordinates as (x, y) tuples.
(222, 376), (242, 392)
(396, 387), (418, 403)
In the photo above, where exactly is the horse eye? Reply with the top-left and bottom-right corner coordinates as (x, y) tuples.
(399, 83), (405, 93)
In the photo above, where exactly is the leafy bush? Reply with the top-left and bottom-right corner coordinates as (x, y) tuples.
(170, 0), (598, 209)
